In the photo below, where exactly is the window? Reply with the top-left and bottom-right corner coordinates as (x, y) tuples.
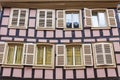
(5, 43), (23, 65)
(92, 10), (107, 27)
(56, 10), (82, 30)
(34, 44), (54, 68)
(9, 8), (28, 28)
(36, 10), (55, 30)
(66, 11), (79, 28)
(66, 45), (82, 66)
(93, 43), (116, 68)
(84, 8), (117, 28)
(56, 44), (93, 69)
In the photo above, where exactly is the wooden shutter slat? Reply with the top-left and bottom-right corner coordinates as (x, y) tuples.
(56, 44), (65, 66)
(56, 10), (65, 28)
(84, 8), (92, 27)
(83, 44), (93, 66)
(24, 44), (35, 65)
(104, 44), (113, 65)
(107, 9), (117, 27)
(0, 43), (7, 64)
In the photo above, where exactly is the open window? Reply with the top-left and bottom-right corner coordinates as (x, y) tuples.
(9, 8), (29, 29)
(84, 8), (117, 29)
(56, 10), (82, 30)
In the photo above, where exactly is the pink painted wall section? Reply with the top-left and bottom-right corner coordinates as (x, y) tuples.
(3, 8), (11, 16)
(116, 54), (120, 64)
(38, 39), (47, 43)
(75, 31), (82, 38)
(97, 69), (106, 78)
(19, 30), (26, 36)
(1, 37), (12, 41)
(73, 39), (82, 42)
(24, 67), (32, 78)
(29, 19), (35, 27)
(28, 29), (35, 37)
(13, 68), (22, 77)
(84, 29), (91, 37)
(56, 68), (63, 79)
(0, 27), (8, 35)
(55, 30), (63, 38)
(97, 38), (107, 42)
(29, 10), (36, 17)
(86, 68), (95, 78)
(34, 69), (43, 78)
(46, 31), (54, 38)
(113, 42), (120, 52)
(9, 29), (16, 36)
(117, 66), (120, 77)
(45, 70), (53, 79)
(92, 30), (100, 37)
(65, 31), (72, 38)
(37, 31), (44, 38)
(102, 30), (110, 36)
(2, 68), (11, 77)
(66, 70), (73, 79)
(61, 39), (70, 43)
(76, 70), (85, 78)
(112, 28), (119, 36)
(14, 38), (24, 41)
(1, 17), (9, 25)
(107, 69), (116, 77)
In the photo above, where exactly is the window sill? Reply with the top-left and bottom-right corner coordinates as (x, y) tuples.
(8, 26), (27, 29)
(64, 66), (85, 69)
(2, 64), (23, 68)
(94, 64), (116, 68)
(91, 26), (110, 30)
(64, 28), (82, 30)
(33, 65), (54, 69)
(36, 28), (55, 30)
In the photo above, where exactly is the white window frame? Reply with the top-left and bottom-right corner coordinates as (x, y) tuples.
(91, 9), (108, 28)
(5, 43), (24, 65)
(9, 8), (29, 29)
(93, 42), (116, 68)
(34, 44), (54, 68)
(36, 9), (55, 30)
(65, 45), (84, 67)
(64, 10), (82, 30)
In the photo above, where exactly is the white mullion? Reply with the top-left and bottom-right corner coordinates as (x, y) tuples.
(72, 13), (74, 28)
(52, 11), (54, 28)
(73, 47), (75, 66)
(45, 11), (47, 28)
(13, 45), (17, 64)
(17, 9), (20, 26)
(43, 46), (46, 65)
(102, 44), (106, 65)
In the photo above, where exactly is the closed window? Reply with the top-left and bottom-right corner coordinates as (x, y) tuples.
(92, 10), (107, 27)
(66, 11), (79, 28)
(34, 44), (54, 68)
(66, 45), (82, 66)
(5, 43), (23, 65)
(36, 10), (55, 30)
(9, 8), (28, 28)
(93, 43), (116, 68)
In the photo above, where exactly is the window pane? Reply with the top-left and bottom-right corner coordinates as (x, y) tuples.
(47, 11), (52, 18)
(7, 45), (15, 64)
(45, 46), (52, 65)
(37, 46), (44, 65)
(98, 12), (107, 27)
(75, 46), (81, 65)
(20, 10), (26, 17)
(67, 46), (73, 65)
(15, 45), (23, 64)
(118, 13), (120, 21)
(92, 12), (99, 27)
(73, 14), (79, 28)
(39, 19), (45, 27)
(13, 10), (19, 17)
(66, 14), (72, 28)
(46, 19), (52, 27)
(39, 11), (45, 18)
